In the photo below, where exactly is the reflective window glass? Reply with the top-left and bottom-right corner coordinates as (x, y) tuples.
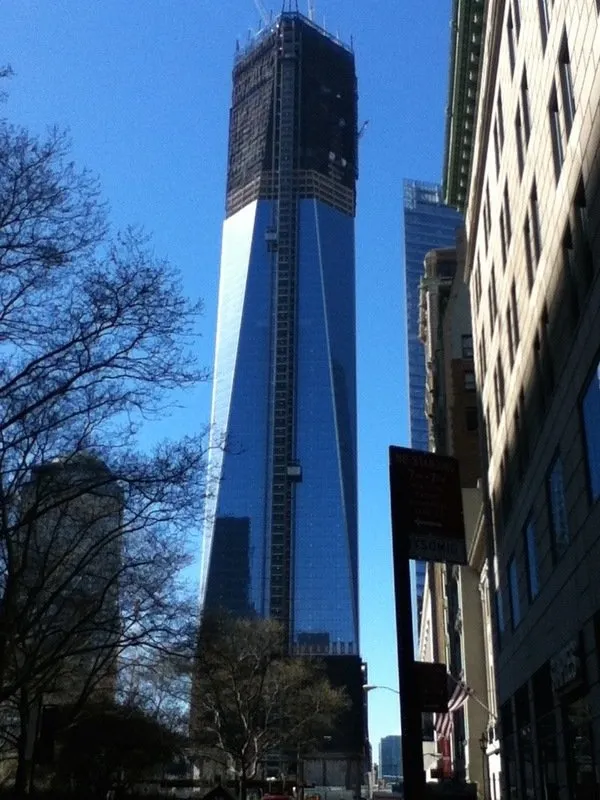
(582, 362), (600, 501)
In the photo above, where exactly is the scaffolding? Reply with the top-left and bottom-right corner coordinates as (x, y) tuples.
(267, 15), (299, 640)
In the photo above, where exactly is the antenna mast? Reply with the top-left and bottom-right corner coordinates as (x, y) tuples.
(308, 0), (315, 20)
(253, 0), (269, 26)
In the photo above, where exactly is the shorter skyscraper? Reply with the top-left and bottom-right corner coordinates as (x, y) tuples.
(22, 453), (123, 702)
(403, 179), (462, 644)
(379, 735), (402, 781)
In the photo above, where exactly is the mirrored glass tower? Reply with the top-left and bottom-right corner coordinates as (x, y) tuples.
(200, 12), (359, 656)
(402, 179), (462, 642)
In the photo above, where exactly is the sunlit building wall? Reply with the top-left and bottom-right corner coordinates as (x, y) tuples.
(463, 2), (600, 799)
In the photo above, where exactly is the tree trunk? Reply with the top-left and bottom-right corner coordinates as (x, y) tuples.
(13, 718), (29, 797)
(240, 770), (247, 800)
(13, 687), (34, 797)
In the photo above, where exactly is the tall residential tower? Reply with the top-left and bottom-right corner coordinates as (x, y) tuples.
(200, 12), (359, 656)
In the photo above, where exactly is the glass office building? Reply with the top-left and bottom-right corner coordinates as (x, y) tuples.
(379, 735), (403, 781)
(200, 13), (359, 655)
(402, 180), (462, 638)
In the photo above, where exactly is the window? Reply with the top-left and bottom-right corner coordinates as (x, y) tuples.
(524, 517), (540, 600)
(464, 370), (476, 392)
(564, 699), (596, 798)
(473, 254), (482, 311)
(466, 406), (478, 431)
(506, 307), (515, 367)
(496, 588), (506, 639)
(582, 359), (600, 502)
(518, 387), (529, 467)
(494, 370), (501, 423)
(524, 216), (535, 291)
(489, 266), (498, 322)
(541, 303), (554, 394)
(514, 404), (524, 478)
(483, 198), (490, 252)
(479, 325), (487, 376)
(549, 83), (564, 180)
(500, 209), (508, 269)
(506, 287), (520, 368)
(521, 69), (531, 144)
(534, 665), (559, 800)
(513, 0), (521, 37)
(515, 108), (525, 178)
(462, 334), (474, 359)
(501, 448), (512, 520)
(538, 0), (551, 50)
(502, 702), (518, 798)
(497, 355), (505, 407)
(483, 183), (492, 253)
(510, 281), (520, 348)
(504, 184), (512, 244)
(575, 177), (594, 289)
(533, 333), (546, 415)
(508, 556), (521, 628)
(562, 223), (580, 325)
(515, 686), (536, 800)
(494, 357), (505, 424)
(547, 455), (569, 559)
(530, 181), (542, 262)
(559, 33), (576, 136)
(507, 8), (516, 74)
(493, 120), (501, 176)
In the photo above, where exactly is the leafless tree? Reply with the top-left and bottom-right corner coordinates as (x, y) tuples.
(0, 117), (211, 792)
(191, 615), (348, 800)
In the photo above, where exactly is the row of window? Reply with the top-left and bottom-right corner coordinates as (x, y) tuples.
(497, 353), (600, 636)
(479, 17), (577, 323)
(479, 165), (591, 453)
(549, 33), (576, 181)
(485, 172), (593, 520)
(501, 658), (596, 800)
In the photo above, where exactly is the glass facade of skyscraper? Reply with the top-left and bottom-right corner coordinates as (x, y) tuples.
(379, 734), (403, 780)
(200, 14), (359, 655)
(402, 179), (462, 637)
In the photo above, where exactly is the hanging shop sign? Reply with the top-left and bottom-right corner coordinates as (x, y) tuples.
(389, 446), (467, 565)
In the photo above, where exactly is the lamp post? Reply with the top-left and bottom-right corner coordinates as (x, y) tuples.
(363, 687), (402, 792)
(479, 732), (489, 800)
(363, 685), (400, 695)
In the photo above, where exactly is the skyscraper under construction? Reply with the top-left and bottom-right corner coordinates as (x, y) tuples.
(200, 11), (359, 656)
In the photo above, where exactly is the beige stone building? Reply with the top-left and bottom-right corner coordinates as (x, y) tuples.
(456, 1), (600, 799)
(418, 240), (496, 796)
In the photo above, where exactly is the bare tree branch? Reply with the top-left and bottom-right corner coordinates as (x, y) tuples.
(0, 118), (213, 790)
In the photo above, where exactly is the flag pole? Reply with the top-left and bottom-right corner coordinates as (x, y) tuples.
(447, 672), (497, 720)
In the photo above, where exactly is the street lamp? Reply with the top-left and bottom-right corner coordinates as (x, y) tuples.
(479, 732), (490, 800)
(363, 684), (400, 695)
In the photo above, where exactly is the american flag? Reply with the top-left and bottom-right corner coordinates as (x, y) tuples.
(434, 680), (470, 738)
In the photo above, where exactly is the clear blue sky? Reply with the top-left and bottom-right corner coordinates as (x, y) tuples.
(4, 0), (452, 754)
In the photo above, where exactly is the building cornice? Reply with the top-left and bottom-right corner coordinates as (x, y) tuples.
(442, 0), (486, 211)
(464, 0), (505, 281)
